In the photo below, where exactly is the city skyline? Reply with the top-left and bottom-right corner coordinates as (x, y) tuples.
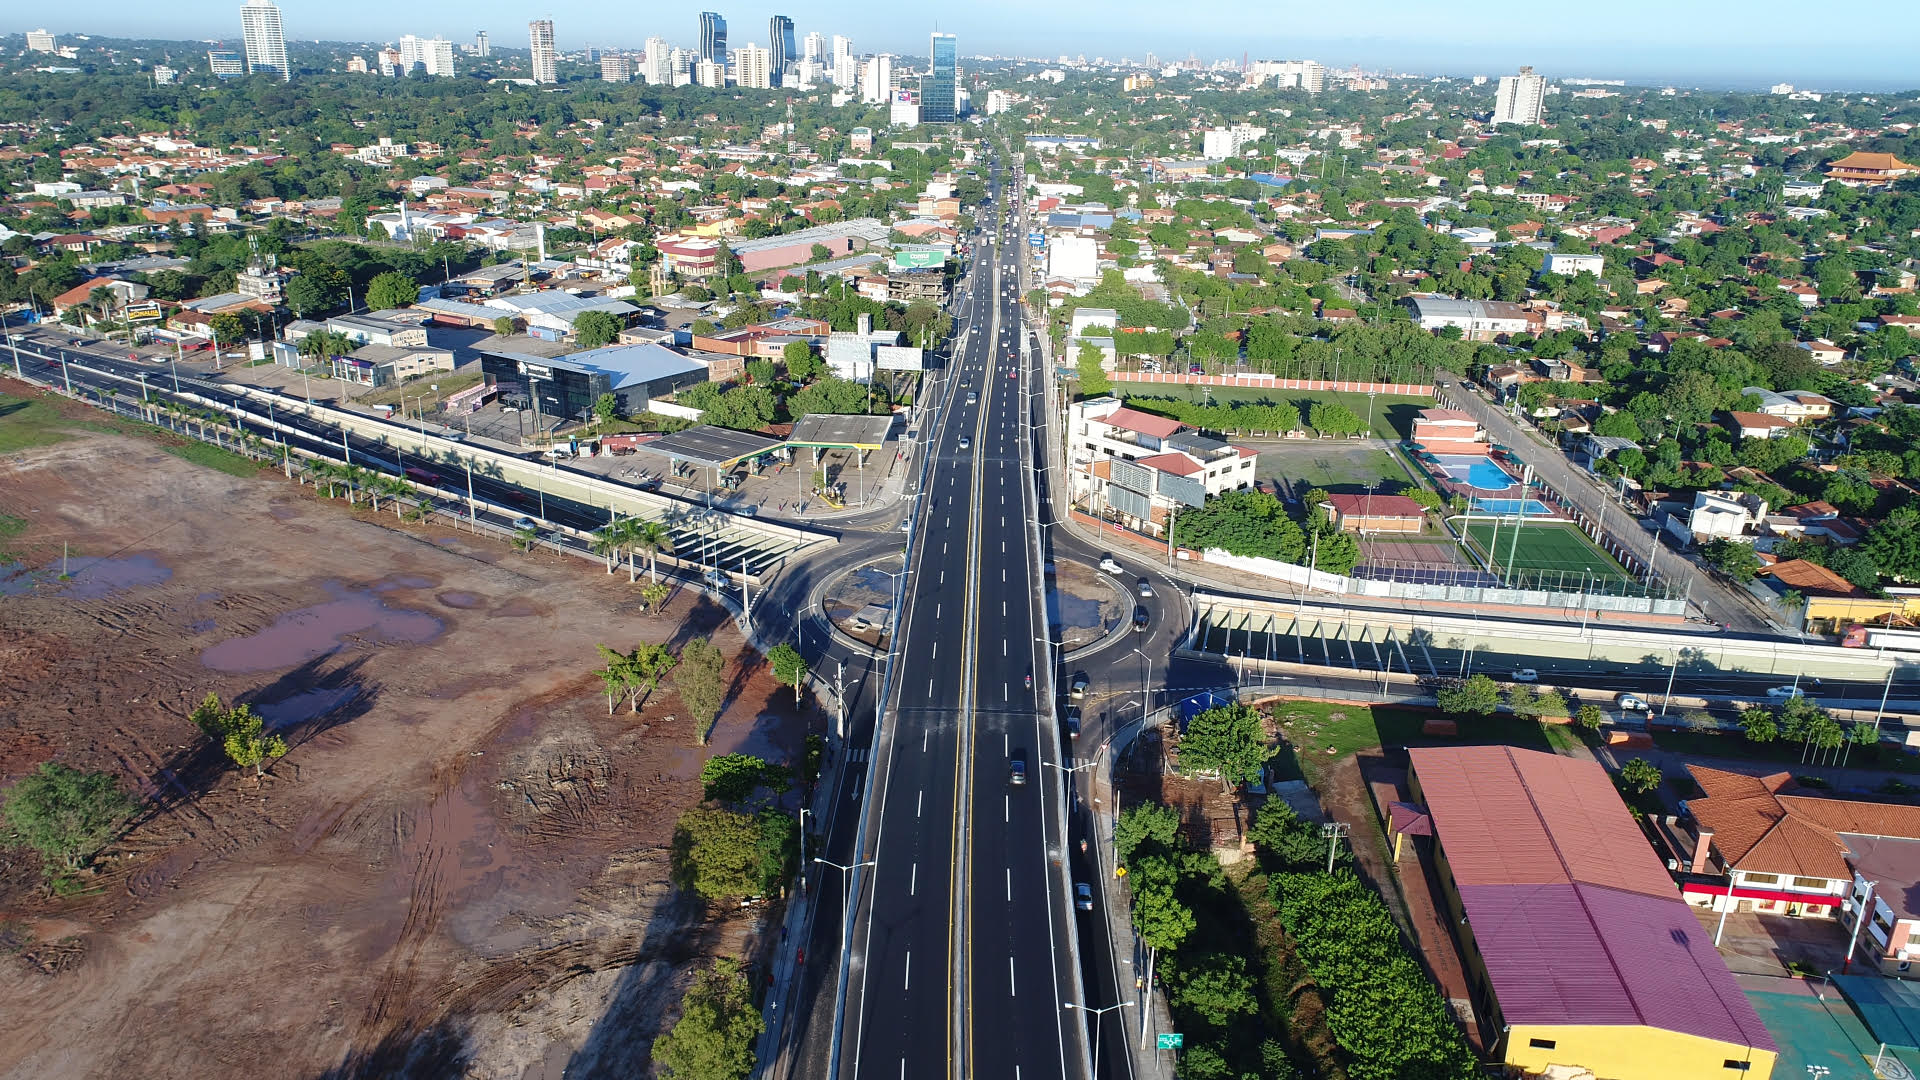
(13, 1), (1920, 88)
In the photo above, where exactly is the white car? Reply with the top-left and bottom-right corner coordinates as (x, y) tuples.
(1098, 556), (1122, 574)
(1618, 694), (1649, 712)
(1766, 686), (1805, 701)
(510, 516), (539, 532)
(1510, 669), (1540, 683)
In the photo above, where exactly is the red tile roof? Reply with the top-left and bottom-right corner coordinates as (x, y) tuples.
(1410, 747), (1771, 1053)
(1688, 765), (1920, 880)
(1100, 406), (1185, 440)
(1323, 493), (1425, 519)
(1133, 452), (1201, 477)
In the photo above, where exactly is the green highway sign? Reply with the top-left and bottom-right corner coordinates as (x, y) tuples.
(1156, 1034), (1183, 1050)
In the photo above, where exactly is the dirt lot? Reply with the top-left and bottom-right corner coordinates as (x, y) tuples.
(0, 389), (816, 1079)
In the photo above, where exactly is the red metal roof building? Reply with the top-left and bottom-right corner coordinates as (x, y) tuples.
(1406, 746), (1777, 1080)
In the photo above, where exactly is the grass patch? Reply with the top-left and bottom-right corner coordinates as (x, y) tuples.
(0, 392), (80, 452)
(0, 513), (26, 563)
(1140, 385), (1434, 439)
(1253, 445), (1406, 493)
(1263, 700), (1569, 785)
(162, 441), (270, 477)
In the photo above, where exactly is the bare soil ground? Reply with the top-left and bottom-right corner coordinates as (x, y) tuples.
(0, 400), (817, 1079)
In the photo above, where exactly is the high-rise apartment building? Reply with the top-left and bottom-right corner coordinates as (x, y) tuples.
(1493, 66), (1546, 126)
(600, 55), (633, 83)
(642, 37), (671, 84)
(1202, 124), (1267, 160)
(921, 32), (958, 123)
(474, 30), (489, 57)
(767, 15), (795, 87)
(862, 54), (894, 105)
(671, 48), (696, 86)
(1245, 59), (1324, 93)
(26, 29), (56, 53)
(208, 49), (245, 78)
(697, 58), (724, 88)
(528, 19), (557, 83)
(240, 0), (290, 81)
(397, 35), (455, 77)
(736, 43), (772, 89)
(698, 12), (727, 65)
(802, 31), (825, 63)
(831, 35), (855, 88)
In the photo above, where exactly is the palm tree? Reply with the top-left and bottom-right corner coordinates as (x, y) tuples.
(378, 476), (412, 520)
(631, 518), (673, 582)
(591, 520), (625, 574)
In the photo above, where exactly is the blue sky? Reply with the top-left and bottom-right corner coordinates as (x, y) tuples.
(21, 1), (1920, 89)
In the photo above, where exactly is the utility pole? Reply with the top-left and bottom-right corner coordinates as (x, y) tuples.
(836, 662), (846, 741)
(1322, 821), (1351, 873)
(1845, 879), (1878, 972)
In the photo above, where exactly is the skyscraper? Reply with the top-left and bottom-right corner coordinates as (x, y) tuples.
(474, 30), (490, 57)
(642, 36), (671, 85)
(921, 32), (957, 123)
(698, 12), (727, 66)
(736, 44), (772, 89)
(1493, 66), (1546, 126)
(398, 35), (456, 77)
(25, 29), (56, 53)
(830, 35), (854, 89)
(528, 19), (557, 84)
(767, 15), (795, 88)
(802, 31), (825, 63)
(601, 55), (633, 83)
(862, 54), (893, 105)
(239, 0), (290, 81)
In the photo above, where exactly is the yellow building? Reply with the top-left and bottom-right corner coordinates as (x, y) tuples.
(1404, 746), (1778, 1079)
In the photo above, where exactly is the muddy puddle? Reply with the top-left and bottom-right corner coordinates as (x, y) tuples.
(0, 552), (173, 598)
(200, 582), (444, 673)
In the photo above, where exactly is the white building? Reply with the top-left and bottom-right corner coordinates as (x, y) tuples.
(802, 31), (825, 62)
(1494, 66), (1547, 126)
(1245, 59), (1323, 93)
(1541, 252), (1604, 279)
(889, 91), (920, 128)
(735, 44), (771, 88)
(240, 0), (290, 81)
(831, 35), (855, 88)
(697, 58), (725, 88)
(862, 53), (894, 104)
(528, 19), (557, 84)
(1202, 124), (1267, 161)
(985, 89), (1019, 115)
(474, 30), (490, 56)
(1048, 235), (1099, 283)
(641, 37), (671, 84)
(26, 29), (57, 53)
(398, 35), (456, 77)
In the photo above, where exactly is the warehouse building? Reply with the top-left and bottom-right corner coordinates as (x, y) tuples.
(1403, 746), (1777, 1079)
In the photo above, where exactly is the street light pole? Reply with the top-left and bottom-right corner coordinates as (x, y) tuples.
(813, 857), (875, 983)
(1130, 646), (1153, 720)
(1063, 1000), (1132, 1080)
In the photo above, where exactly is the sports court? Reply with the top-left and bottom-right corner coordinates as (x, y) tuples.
(1744, 975), (1917, 1080)
(1460, 519), (1634, 587)
(1353, 536), (1499, 588)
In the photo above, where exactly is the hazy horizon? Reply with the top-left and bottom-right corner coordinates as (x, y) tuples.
(14, 1), (1920, 92)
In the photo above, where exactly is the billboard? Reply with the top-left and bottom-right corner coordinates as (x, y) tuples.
(1027, 233), (1044, 247)
(1157, 470), (1206, 508)
(874, 345), (924, 372)
(1105, 483), (1152, 521)
(124, 301), (163, 321)
(889, 248), (947, 271)
(1109, 458), (1153, 493)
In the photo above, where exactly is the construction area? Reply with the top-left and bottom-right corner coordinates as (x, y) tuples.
(0, 384), (814, 1080)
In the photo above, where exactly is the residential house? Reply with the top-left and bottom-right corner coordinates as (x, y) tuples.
(1666, 490), (1765, 545)
(1823, 151), (1916, 187)
(1321, 492), (1426, 534)
(1725, 411), (1797, 440)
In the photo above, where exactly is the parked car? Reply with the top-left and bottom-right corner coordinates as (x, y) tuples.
(1511, 669), (1539, 683)
(1074, 883), (1094, 911)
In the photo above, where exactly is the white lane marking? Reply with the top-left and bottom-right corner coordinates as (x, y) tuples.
(943, 542), (948, 555)
(939, 571), (945, 584)
(1009, 957), (1017, 996)
(1002, 601), (1007, 616)
(1002, 638), (1007, 656)
(928, 679), (934, 697)
(936, 604), (941, 617)
(1007, 867), (1012, 901)
(1005, 794), (1009, 821)
(917, 789), (924, 815)
(931, 642), (938, 659)
(923, 728), (929, 752)
(946, 517), (950, 527)
(1002, 569), (1006, 582)
(910, 866), (917, 897)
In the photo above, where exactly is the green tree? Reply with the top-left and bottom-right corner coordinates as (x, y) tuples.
(365, 270), (419, 310)
(572, 309), (623, 348)
(1247, 800), (1338, 872)
(670, 806), (796, 901)
(491, 315), (516, 337)
(189, 692), (287, 778)
(1115, 802), (1182, 864)
(1, 762), (139, 876)
(593, 392), (621, 427)
(1170, 953), (1259, 1028)
(209, 311), (247, 346)
(1618, 757), (1662, 796)
(1309, 401), (1365, 436)
(1435, 674), (1500, 716)
(1699, 538), (1762, 582)
(677, 639), (729, 744)
(1740, 707), (1779, 743)
(766, 642), (808, 706)
(700, 754), (778, 804)
(1130, 879), (1195, 951)
(1863, 507), (1920, 582)
(1076, 342), (1111, 396)
(1574, 704), (1606, 732)
(285, 270), (342, 316)
(783, 340), (823, 381)
(1178, 703), (1272, 791)
(653, 958), (765, 1080)
(810, 243), (833, 263)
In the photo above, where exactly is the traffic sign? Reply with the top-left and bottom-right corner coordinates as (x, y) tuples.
(1156, 1033), (1183, 1050)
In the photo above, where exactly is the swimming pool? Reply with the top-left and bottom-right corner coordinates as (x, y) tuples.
(1433, 454), (1519, 492)
(1474, 498), (1553, 516)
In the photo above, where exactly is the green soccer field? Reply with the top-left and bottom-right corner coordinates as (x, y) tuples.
(1461, 520), (1634, 586)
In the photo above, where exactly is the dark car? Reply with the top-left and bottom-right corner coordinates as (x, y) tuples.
(1133, 606), (1149, 632)
(1009, 759), (1027, 786)
(1064, 706), (1081, 739)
